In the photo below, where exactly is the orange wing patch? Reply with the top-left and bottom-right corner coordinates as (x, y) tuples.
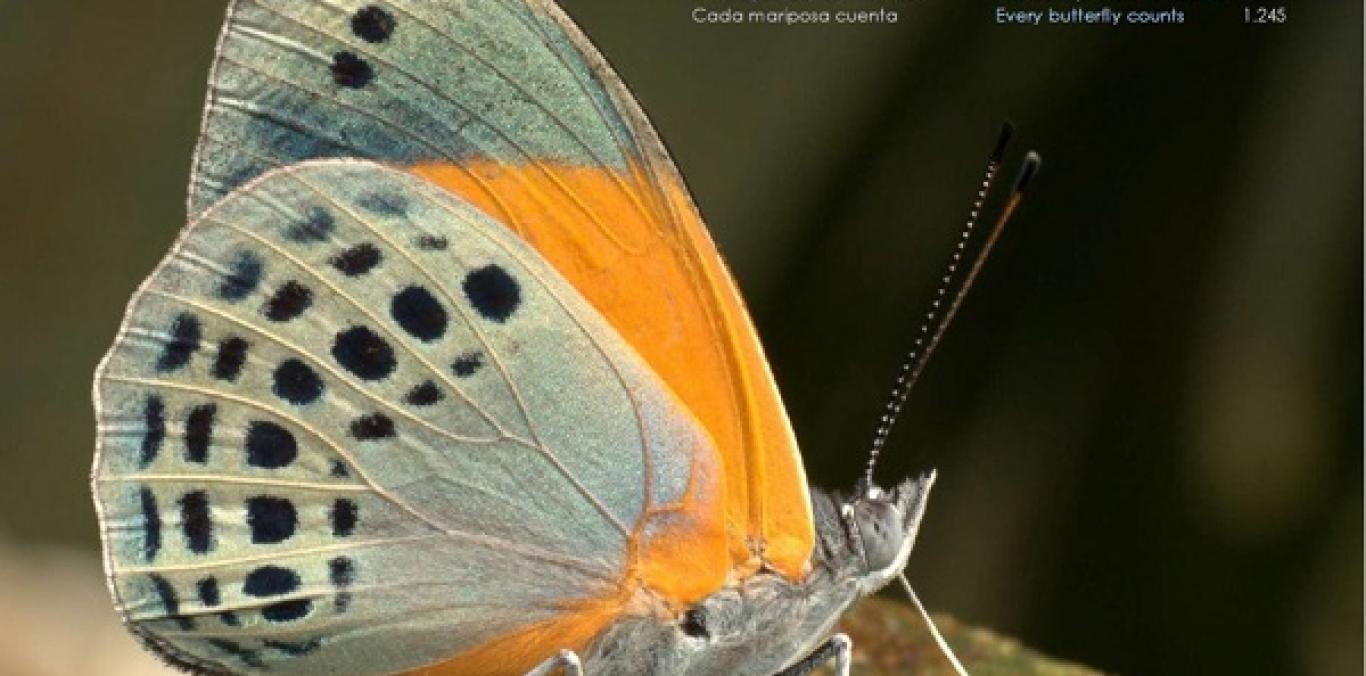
(409, 160), (814, 584)
(409, 586), (631, 676)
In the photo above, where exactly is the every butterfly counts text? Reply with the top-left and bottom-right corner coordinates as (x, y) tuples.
(995, 6), (1186, 25)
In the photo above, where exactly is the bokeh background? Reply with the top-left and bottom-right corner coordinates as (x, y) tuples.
(0, 1), (1359, 674)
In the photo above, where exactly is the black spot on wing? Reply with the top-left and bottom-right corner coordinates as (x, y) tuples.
(359, 192), (408, 216)
(330, 556), (356, 613)
(264, 281), (313, 322)
(219, 250), (263, 301)
(202, 577), (239, 630)
(197, 577), (221, 607)
(332, 326), (396, 380)
(331, 51), (374, 88)
(349, 413), (394, 440)
(184, 404), (216, 464)
(330, 242), (382, 277)
(286, 207), (335, 243)
(452, 351), (484, 378)
(351, 5), (396, 43)
(208, 639), (263, 668)
(329, 556), (356, 586)
(150, 574), (195, 631)
(212, 337), (248, 382)
(244, 565), (299, 597)
(247, 496), (298, 544)
(140, 395), (165, 467)
(462, 264), (521, 323)
(330, 460), (351, 478)
(391, 285), (447, 341)
(179, 490), (213, 554)
(415, 234), (447, 251)
(331, 499), (358, 538)
(262, 599), (313, 623)
(403, 380), (443, 406)
(140, 487), (161, 561)
(273, 359), (324, 405)
(245, 421), (297, 469)
(266, 638), (323, 657)
(157, 313), (201, 372)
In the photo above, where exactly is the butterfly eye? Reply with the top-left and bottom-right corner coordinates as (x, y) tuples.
(680, 607), (710, 640)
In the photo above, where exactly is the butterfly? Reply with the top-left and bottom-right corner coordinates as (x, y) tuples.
(92, 1), (1036, 674)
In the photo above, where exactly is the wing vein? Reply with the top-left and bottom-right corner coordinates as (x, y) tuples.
(245, 2), (642, 254)
(97, 474), (368, 493)
(338, 0), (659, 229)
(143, 286), (505, 446)
(412, 179), (655, 525)
(287, 167), (632, 537)
(116, 535), (443, 575)
(102, 373), (460, 538)
(492, 0), (677, 226)
(197, 214), (515, 439)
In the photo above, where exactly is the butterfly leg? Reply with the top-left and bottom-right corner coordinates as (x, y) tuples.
(524, 649), (584, 676)
(774, 633), (853, 676)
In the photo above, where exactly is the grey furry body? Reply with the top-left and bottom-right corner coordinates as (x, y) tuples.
(579, 478), (932, 675)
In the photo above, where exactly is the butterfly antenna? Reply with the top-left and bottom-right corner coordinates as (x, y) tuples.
(862, 124), (1042, 488)
(899, 573), (971, 676)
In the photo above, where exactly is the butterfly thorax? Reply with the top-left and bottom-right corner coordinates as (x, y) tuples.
(584, 475), (934, 675)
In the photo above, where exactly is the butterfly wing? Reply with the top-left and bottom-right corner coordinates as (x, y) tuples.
(190, 0), (814, 583)
(93, 160), (724, 674)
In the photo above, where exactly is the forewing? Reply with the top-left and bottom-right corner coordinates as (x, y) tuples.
(191, 0), (815, 580)
(93, 160), (713, 674)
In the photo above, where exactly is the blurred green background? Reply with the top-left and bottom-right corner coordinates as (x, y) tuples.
(0, 1), (1359, 674)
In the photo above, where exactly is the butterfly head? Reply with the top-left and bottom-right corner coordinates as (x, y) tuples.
(841, 470), (935, 593)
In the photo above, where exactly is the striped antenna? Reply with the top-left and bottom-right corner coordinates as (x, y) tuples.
(862, 124), (1041, 487)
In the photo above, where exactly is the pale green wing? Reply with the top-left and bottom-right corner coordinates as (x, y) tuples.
(189, 0), (664, 217)
(187, 0), (818, 578)
(92, 160), (707, 674)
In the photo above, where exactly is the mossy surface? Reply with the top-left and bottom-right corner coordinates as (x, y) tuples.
(817, 597), (1104, 675)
